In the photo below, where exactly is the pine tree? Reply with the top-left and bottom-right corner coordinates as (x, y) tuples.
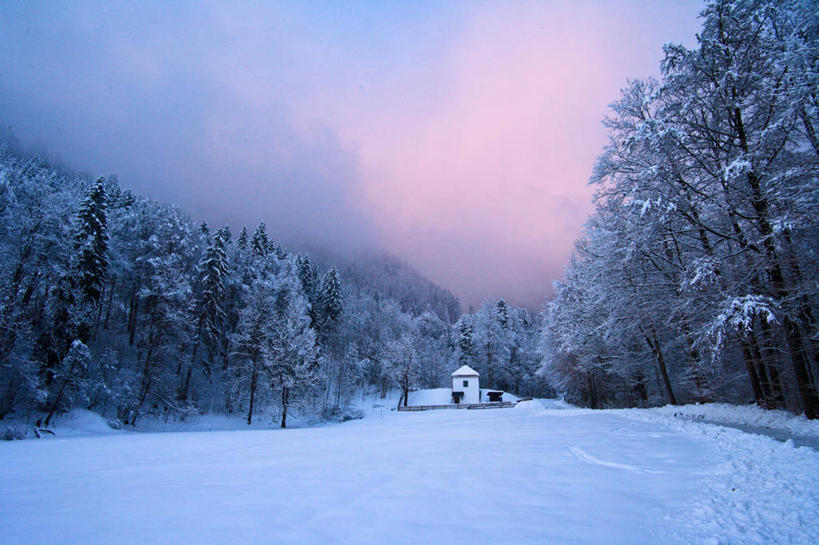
(496, 299), (510, 329)
(272, 243), (288, 260)
(296, 254), (321, 328)
(186, 227), (230, 396)
(217, 225), (232, 244)
(237, 226), (249, 250)
(321, 267), (343, 323)
(455, 316), (475, 367)
(74, 178), (108, 305)
(251, 222), (270, 257)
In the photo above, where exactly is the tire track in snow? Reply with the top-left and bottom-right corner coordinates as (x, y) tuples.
(568, 446), (667, 474)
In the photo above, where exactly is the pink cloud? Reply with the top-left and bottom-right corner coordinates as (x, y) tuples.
(1, 0), (701, 309)
(317, 2), (700, 306)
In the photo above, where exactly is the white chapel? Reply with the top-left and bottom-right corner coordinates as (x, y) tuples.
(451, 365), (480, 404)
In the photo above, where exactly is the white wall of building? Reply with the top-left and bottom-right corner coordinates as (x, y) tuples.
(452, 374), (480, 404)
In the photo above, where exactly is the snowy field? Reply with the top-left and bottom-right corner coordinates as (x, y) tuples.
(2, 400), (818, 544)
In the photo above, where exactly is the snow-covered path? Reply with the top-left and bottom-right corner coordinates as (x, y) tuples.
(1, 401), (817, 544)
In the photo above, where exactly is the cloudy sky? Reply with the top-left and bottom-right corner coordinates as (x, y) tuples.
(0, 1), (702, 307)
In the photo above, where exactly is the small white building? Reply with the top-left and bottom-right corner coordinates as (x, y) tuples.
(451, 365), (480, 404)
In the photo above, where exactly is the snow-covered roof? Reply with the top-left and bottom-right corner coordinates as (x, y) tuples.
(451, 365), (479, 377)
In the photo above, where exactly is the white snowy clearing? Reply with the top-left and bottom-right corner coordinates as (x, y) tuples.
(2, 400), (818, 545)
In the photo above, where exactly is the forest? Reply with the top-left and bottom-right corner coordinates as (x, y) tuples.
(1, 0), (817, 429)
(541, 0), (819, 418)
(0, 130), (545, 429)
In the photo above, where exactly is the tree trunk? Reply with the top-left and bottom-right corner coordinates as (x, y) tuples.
(44, 378), (70, 426)
(586, 373), (598, 409)
(783, 317), (818, 419)
(280, 387), (289, 428)
(633, 370), (648, 406)
(735, 106), (819, 418)
(179, 366), (193, 402)
(127, 292), (139, 346)
(487, 342), (493, 389)
(739, 338), (764, 404)
(335, 359), (345, 409)
(644, 332), (677, 405)
(92, 288), (105, 340)
(246, 357), (258, 425)
(103, 277), (115, 329)
(135, 337), (156, 422)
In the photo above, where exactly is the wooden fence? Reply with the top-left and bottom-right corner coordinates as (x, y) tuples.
(397, 401), (516, 412)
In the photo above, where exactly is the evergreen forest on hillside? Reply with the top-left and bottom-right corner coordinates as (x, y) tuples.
(0, 134), (545, 428)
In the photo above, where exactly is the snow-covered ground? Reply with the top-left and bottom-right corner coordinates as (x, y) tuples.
(2, 400), (818, 544)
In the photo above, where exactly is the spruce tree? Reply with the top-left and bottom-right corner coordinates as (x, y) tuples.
(296, 254), (321, 328)
(237, 226), (249, 250)
(74, 178), (108, 305)
(216, 225), (231, 244)
(496, 299), (510, 329)
(189, 227), (230, 384)
(321, 267), (343, 323)
(456, 316), (475, 366)
(251, 222), (270, 257)
(272, 243), (287, 260)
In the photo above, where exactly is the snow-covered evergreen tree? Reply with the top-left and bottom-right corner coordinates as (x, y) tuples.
(191, 229), (229, 374)
(321, 267), (343, 324)
(296, 253), (321, 329)
(74, 178), (108, 305)
(250, 222), (270, 258)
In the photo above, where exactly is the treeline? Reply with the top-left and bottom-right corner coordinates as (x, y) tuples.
(541, 0), (819, 417)
(453, 300), (549, 399)
(0, 132), (546, 428)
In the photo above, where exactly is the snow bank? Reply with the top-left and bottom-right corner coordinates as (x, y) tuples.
(615, 406), (819, 544)
(539, 397), (576, 410)
(648, 403), (819, 439)
(134, 413), (289, 433)
(3, 409), (122, 440)
(4, 392), (404, 441)
(406, 387), (452, 405)
(513, 399), (548, 415)
(42, 409), (122, 438)
(347, 393), (400, 421)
